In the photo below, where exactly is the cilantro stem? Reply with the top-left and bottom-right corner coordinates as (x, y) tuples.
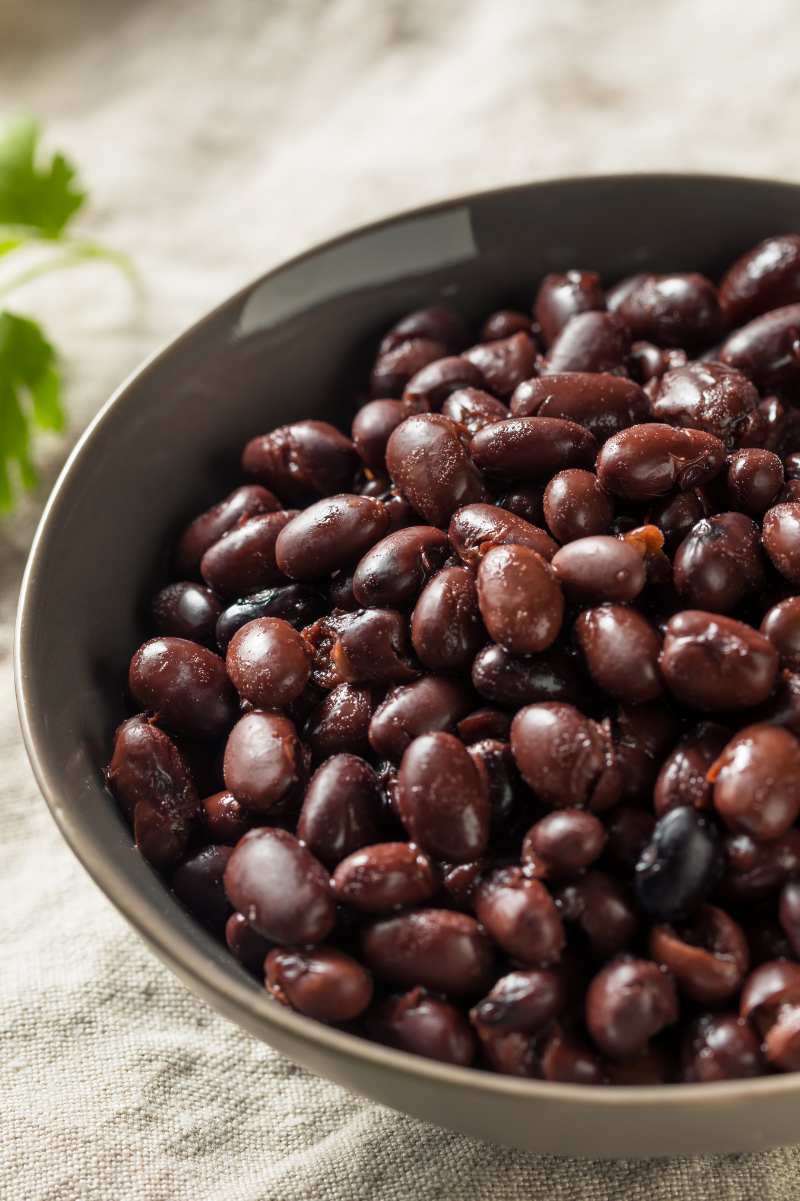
(0, 237), (141, 300)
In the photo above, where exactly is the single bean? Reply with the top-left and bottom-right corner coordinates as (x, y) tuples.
(266, 946), (373, 1023)
(200, 510), (297, 597)
(468, 739), (521, 833)
(470, 968), (566, 1033)
(534, 270), (606, 346)
(440, 859), (485, 908)
(303, 683), (373, 760)
(477, 544), (563, 655)
(441, 387), (510, 434)
(551, 535), (646, 604)
(176, 484), (280, 576)
(653, 722), (730, 816)
(763, 502), (800, 584)
(333, 842), (438, 911)
(540, 1024), (604, 1085)
(456, 707), (511, 744)
(242, 420), (358, 503)
(297, 754), (381, 864)
(494, 485), (545, 526)
(151, 582), (222, 645)
(470, 416), (597, 481)
(411, 566), (484, 670)
(386, 413), (486, 526)
(403, 355), (484, 408)
(361, 909), (493, 995)
(522, 810), (606, 878)
(473, 1026), (537, 1077)
(709, 723), (800, 840)
(275, 494), (389, 582)
(659, 610), (778, 710)
(574, 604), (663, 703)
(720, 303), (800, 391)
(128, 636), (237, 738)
(225, 911), (273, 972)
(172, 844), (233, 932)
(681, 1014), (764, 1083)
(462, 331), (538, 397)
(555, 870), (638, 957)
(480, 309), (532, 342)
(543, 469), (614, 544)
(370, 337), (449, 397)
(586, 956), (678, 1059)
(779, 880), (800, 958)
(543, 311), (630, 374)
(629, 341), (688, 384)
(223, 711), (304, 813)
(721, 829), (800, 902)
(448, 502), (557, 565)
(397, 732), (489, 862)
(510, 702), (615, 809)
(369, 676), (474, 761)
(608, 271), (721, 348)
(304, 608), (418, 688)
(649, 905), (748, 1004)
(761, 596), (800, 669)
(379, 306), (467, 354)
(673, 511), (764, 613)
(368, 989), (476, 1066)
(352, 525), (448, 609)
(650, 361), (760, 449)
(720, 234), (800, 326)
(740, 961), (800, 1072)
(215, 583), (326, 652)
(226, 617), (311, 709)
(352, 399), (422, 472)
(725, 448), (784, 515)
(202, 790), (250, 844)
(596, 423), (726, 500)
(511, 373), (648, 442)
(223, 827), (335, 944)
(635, 806), (723, 920)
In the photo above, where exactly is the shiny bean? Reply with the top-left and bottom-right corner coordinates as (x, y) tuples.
(456, 707), (511, 743)
(681, 1014), (763, 1083)
(709, 723), (800, 840)
(386, 413), (486, 526)
(522, 810), (606, 878)
(725, 448), (784, 515)
(202, 790), (250, 844)
(379, 306), (467, 354)
(761, 596), (800, 669)
(720, 234), (800, 326)
(574, 604), (663, 704)
(720, 303), (800, 392)
(480, 309), (532, 342)
(369, 676), (474, 762)
(608, 271), (721, 348)
(128, 636), (237, 738)
(448, 502), (557, 565)
(200, 510), (297, 597)
(477, 544), (564, 654)
(333, 842), (438, 911)
(543, 311), (630, 374)
(151, 582), (222, 645)
(635, 806), (723, 920)
(474, 868), (564, 965)
(403, 355), (484, 408)
(596, 423), (726, 500)
(226, 617), (311, 709)
(543, 469), (614, 544)
(303, 683), (373, 760)
(649, 905), (748, 1004)
(740, 960), (800, 1072)
(441, 387), (510, 434)
(215, 583), (326, 652)
(470, 416), (597, 481)
(223, 827), (335, 944)
(275, 494), (389, 582)
(721, 829), (800, 902)
(397, 732), (490, 862)
(370, 337), (449, 397)
(471, 643), (586, 709)
(470, 968), (566, 1033)
(297, 754), (381, 864)
(555, 870), (638, 957)
(585, 956), (678, 1058)
(673, 511), (764, 612)
(266, 946), (372, 1022)
(243, 420), (358, 503)
(763, 502), (800, 584)
(360, 909), (493, 995)
(176, 484), (280, 576)
(650, 362), (760, 449)
(648, 487), (712, 551)
(534, 270), (606, 346)
(540, 1025), (604, 1085)
(352, 525), (448, 609)
(653, 722), (730, 816)
(629, 341), (687, 383)
(462, 331), (538, 397)
(225, 911), (273, 972)
(611, 700), (679, 803)
(411, 566), (484, 670)
(551, 535), (646, 603)
(368, 989), (476, 1065)
(304, 609), (417, 688)
(223, 711), (304, 813)
(172, 844), (233, 932)
(511, 373), (649, 442)
(510, 702), (615, 809)
(659, 610), (778, 710)
(352, 399), (422, 472)
(779, 880), (800, 958)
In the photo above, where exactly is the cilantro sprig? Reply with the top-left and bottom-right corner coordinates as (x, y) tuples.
(0, 117), (137, 512)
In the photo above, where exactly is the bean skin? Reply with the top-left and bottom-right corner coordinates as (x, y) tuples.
(673, 511), (764, 613)
(608, 272), (721, 348)
(649, 905), (748, 1005)
(215, 583), (326, 652)
(303, 683), (372, 760)
(681, 1014), (764, 1083)
(720, 303), (800, 392)
(367, 989), (476, 1066)
(266, 946), (373, 1023)
(543, 469), (614, 544)
(574, 604), (663, 704)
(370, 337), (449, 398)
(106, 714), (199, 867)
(720, 234), (800, 326)
(474, 868), (565, 965)
(397, 732), (489, 862)
(368, 676), (474, 762)
(223, 827), (335, 945)
(223, 711), (304, 813)
(477, 544), (564, 655)
(386, 413), (486, 526)
(470, 416), (597, 481)
(411, 566), (484, 670)
(360, 909), (493, 996)
(761, 596), (800, 669)
(585, 957), (678, 1059)
(659, 610), (778, 711)
(596, 424), (726, 500)
(543, 311), (630, 374)
(448, 502), (557, 565)
(709, 723), (800, 840)
(200, 511), (297, 597)
(650, 362), (760, 449)
(462, 331), (538, 398)
(297, 754), (381, 864)
(151, 582), (222, 646)
(379, 306), (467, 354)
(333, 842), (438, 911)
(629, 341), (688, 384)
(534, 270), (606, 347)
(242, 420), (358, 503)
(510, 702), (615, 809)
(352, 526), (448, 609)
(551, 535), (646, 603)
(471, 643), (586, 709)
(468, 739), (521, 833)
(441, 387), (510, 435)
(403, 355), (485, 408)
(275, 495), (389, 581)
(128, 636), (237, 738)
(175, 484), (280, 576)
(653, 722), (730, 816)
(763, 502), (800, 585)
(740, 961), (800, 1072)
(226, 617), (311, 709)
(510, 373), (649, 442)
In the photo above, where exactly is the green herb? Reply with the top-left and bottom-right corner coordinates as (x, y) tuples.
(0, 117), (136, 512)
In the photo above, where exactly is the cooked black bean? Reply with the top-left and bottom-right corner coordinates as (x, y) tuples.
(361, 909), (493, 996)
(650, 362), (760, 449)
(475, 868), (565, 965)
(225, 911), (273, 972)
(352, 399), (422, 472)
(653, 722), (730, 817)
(522, 810), (606, 878)
(370, 337), (449, 398)
(352, 525), (448, 609)
(368, 989), (476, 1065)
(574, 604), (663, 704)
(480, 309), (533, 342)
(448, 502), (557, 565)
(202, 790), (250, 844)
(333, 842), (438, 911)
(477, 544), (564, 654)
(596, 423), (726, 500)
(411, 566), (484, 670)
(303, 683), (373, 760)
(629, 341), (688, 384)
(379, 306), (467, 354)
(297, 754), (381, 864)
(223, 827), (335, 944)
(471, 416), (597, 481)
(243, 420), (358, 503)
(534, 270), (606, 347)
(511, 373), (648, 442)
(551, 535), (646, 603)
(709, 723), (800, 840)
(403, 355), (485, 408)
(761, 596), (800, 669)
(720, 303), (800, 391)
(494, 484), (545, 525)
(441, 387), (510, 434)
(543, 468), (614, 544)
(397, 732), (489, 862)
(681, 1014), (764, 1083)
(275, 494), (389, 581)
(369, 676), (474, 762)
(266, 946), (373, 1022)
(172, 844), (233, 932)
(386, 412), (486, 526)
(456, 707), (511, 744)
(129, 636), (237, 738)
(648, 487), (712, 551)
(763, 502), (800, 584)
(649, 905), (748, 1004)
(216, 584), (325, 652)
(223, 711), (304, 813)
(586, 956), (678, 1058)
(635, 807), (723, 921)
(725, 449), (784, 515)
(608, 271), (721, 348)
(673, 511), (764, 613)
(471, 643), (586, 709)
(151, 582), (222, 645)
(226, 617), (311, 709)
(720, 234), (800, 326)
(176, 484), (280, 576)
(470, 968), (566, 1033)
(462, 331), (538, 397)
(543, 311), (630, 374)
(200, 510), (297, 597)
(740, 960), (800, 1072)
(510, 702), (616, 809)
(659, 610), (778, 711)
(304, 609), (417, 688)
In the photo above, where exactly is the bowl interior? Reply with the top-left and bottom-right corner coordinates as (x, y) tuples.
(16, 174), (800, 1158)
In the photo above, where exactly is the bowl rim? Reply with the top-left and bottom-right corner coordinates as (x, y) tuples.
(15, 170), (800, 1109)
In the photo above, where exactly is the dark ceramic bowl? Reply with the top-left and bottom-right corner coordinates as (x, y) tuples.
(16, 175), (800, 1158)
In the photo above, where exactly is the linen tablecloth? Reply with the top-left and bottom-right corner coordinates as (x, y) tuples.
(4, 2), (800, 1196)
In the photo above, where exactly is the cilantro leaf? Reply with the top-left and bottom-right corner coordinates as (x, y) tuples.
(0, 117), (85, 238)
(0, 310), (63, 511)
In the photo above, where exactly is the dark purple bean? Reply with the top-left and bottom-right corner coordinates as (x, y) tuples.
(653, 722), (730, 816)
(386, 413), (486, 526)
(472, 643), (586, 709)
(494, 485), (545, 526)
(467, 738), (521, 832)
(474, 1026), (537, 1077)
(574, 604), (663, 704)
(551, 535), (646, 603)
(470, 416), (597, 481)
(176, 485), (280, 576)
(303, 683), (373, 760)
(659, 610), (778, 711)
(151, 582), (222, 645)
(650, 362), (760, 449)
(673, 511), (764, 613)
(462, 331), (538, 398)
(470, 968), (566, 1033)
(441, 387), (510, 434)
(304, 609), (417, 689)
(333, 842), (438, 911)
(510, 373), (648, 442)
(586, 957), (678, 1058)
(480, 309), (532, 342)
(629, 341), (688, 384)
(215, 584), (326, 652)
(648, 488), (712, 551)
(266, 946), (372, 1022)
(274, 494), (389, 582)
(534, 270), (606, 347)
(649, 905), (748, 1005)
(456, 707), (511, 744)
(725, 449), (784, 515)
(369, 676), (473, 762)
(543, 469), (614, 544)
(740, 961), (800, 1072)
(720, 303), (800, 392)
(440, 859), (485, 908)
(403, 355), (484, 408)
(475, 868), (564, 965)
(352, 525), (448, 609)
(200, 510), (297, 597)
(722, 829), (800, 902)
(635, 807), (723, 922)
(368, 989), (476, 1065)
(106, 714), (199, 867)
(608, 271), (721, 348)
(720, 234), (800, 326)
(379, 306), (467, 354)
(477, 544), (563, 655)
(243, 420), (358, 503)
(397, 732), (489, 862)
(448, 502), (557, 565)
(361, 909), (493, 995)
(172, 844), (233, 931)
(540, 1024), (604, 1085)
(779, 880), (800, 958)
(785, 451), (800, 480)
(223, 711), (304, 813)
(297, 754), (381, 864)
(225, 617), (311, 709)
(411, 566), (484, 670)
(510, 702), (615, 809)
(543, 311), (630, 374)
(370, 338), (449, 398)
(596, 424), (726, 500)
(225, 911), (272, 972)
(681, 1014), (764, 1083)
(555, 870), (638, 957)
(352, 399), (422, 472)
(761, 597), (800, 670)
(128, 636), (236, 738)
(522, 810), (606, 879)
(223, 827), (334, 944)
(709, 723), (800, 840)
(763, 502), (800, 584)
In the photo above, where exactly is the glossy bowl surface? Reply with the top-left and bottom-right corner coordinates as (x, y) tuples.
(16, 175), (800, 1158)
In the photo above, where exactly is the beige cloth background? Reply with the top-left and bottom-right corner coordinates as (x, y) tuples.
(3, 2), (800, 1197)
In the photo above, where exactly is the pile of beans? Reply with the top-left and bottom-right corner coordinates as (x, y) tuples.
(107, 234), (800, 1085)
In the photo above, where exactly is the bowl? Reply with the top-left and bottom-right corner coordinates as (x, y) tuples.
(16, 174), (800, 1159)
